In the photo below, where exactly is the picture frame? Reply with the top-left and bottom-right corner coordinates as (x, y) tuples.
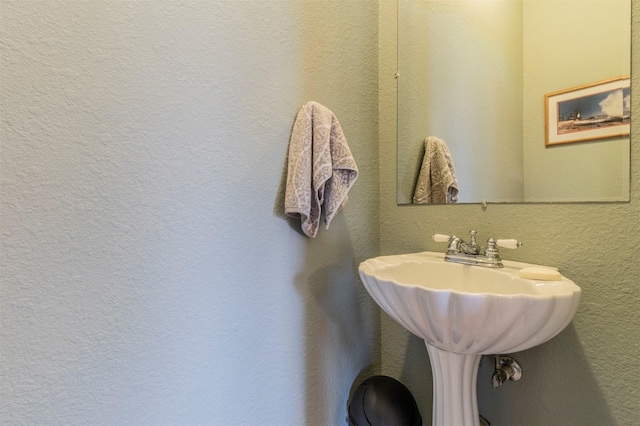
(545, 76), (630, 146)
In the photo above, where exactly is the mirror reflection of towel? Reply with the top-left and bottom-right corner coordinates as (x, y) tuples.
(413, 136), (458, 204)
(285, 102), (358, 238)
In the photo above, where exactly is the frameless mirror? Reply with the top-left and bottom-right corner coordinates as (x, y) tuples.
(397, 0), (631, 204)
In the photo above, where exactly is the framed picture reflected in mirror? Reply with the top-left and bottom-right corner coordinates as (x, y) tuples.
(545, 76), (630, 146)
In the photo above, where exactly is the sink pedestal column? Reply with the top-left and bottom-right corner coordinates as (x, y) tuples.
(425, 342), (482, 426)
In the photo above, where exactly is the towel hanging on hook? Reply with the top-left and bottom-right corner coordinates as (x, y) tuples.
(284, 102), (358, 238)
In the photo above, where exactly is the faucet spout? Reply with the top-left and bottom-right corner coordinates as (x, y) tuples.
(446, 236), (462, 254)
(433, 230), (522, 268)
(446, 234), (479, 256)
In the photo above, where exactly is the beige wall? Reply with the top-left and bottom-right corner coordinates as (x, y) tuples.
(380, 0), (639, 424)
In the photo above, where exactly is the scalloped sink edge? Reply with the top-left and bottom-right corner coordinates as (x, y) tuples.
(359, 251), (581, 355)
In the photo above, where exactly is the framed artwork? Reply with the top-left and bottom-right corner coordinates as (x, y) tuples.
(545, 76), (630, 146)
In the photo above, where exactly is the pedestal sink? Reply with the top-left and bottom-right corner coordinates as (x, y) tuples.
(358, 251), (581, 426)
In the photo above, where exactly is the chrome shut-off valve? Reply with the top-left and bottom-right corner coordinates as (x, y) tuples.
(491, 355), (522, 389)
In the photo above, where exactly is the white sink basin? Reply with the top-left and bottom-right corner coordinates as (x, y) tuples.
(359, 251), (581, 426)
(359, 251), (581, 355)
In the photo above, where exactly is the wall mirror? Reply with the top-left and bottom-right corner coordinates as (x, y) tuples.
(397, 0), (631, 204)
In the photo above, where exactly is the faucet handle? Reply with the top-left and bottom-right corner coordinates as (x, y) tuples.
(496, 239), (523, 249)
(432, 234), (451, 243)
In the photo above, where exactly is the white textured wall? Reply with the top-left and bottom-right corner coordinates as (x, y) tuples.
(0, 1), (380, 424)
(381, 0), (639, 424)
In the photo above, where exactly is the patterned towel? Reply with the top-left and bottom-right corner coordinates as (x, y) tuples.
(285, 102), (358, 237)
(413, 136), (459, 204)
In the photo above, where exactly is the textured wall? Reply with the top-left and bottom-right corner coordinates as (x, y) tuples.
(380, 0), (639, 424)
(1, 1), (379, 424)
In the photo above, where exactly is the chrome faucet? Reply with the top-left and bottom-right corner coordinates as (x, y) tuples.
(433, 230), (522, 268)
(446, 229), (480, 255)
